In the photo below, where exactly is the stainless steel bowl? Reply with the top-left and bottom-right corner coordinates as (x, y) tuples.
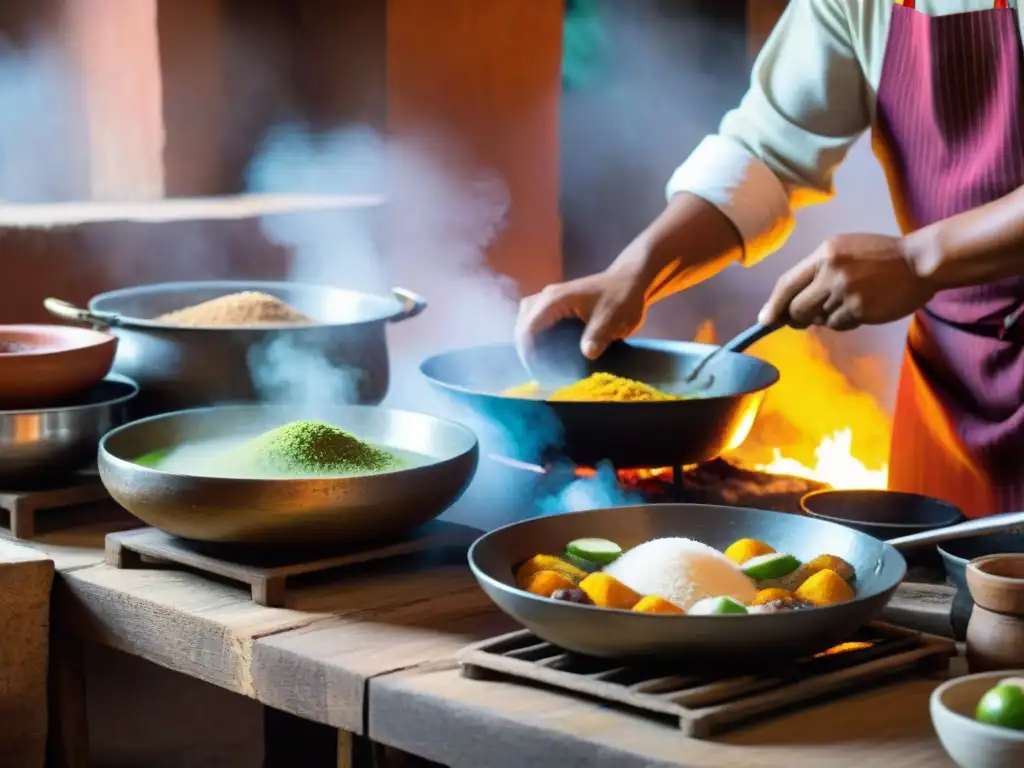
(98, 404), (479, 545)
(0, 374), (139, 486)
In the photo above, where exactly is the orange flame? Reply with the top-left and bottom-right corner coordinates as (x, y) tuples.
(707, 321), (891, 490)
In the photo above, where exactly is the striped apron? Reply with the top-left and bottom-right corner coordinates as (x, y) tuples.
(874, 0), (1024, 517)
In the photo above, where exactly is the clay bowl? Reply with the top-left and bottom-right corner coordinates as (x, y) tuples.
(0, 324), (117, 409)
(940, 534), (1024, 641)
(966, 555), (1024, 673)
(931, 671), (1024, 768)
(800, 489), (963, 569)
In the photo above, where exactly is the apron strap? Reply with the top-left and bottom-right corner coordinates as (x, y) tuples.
(898, 1), (1012, 8)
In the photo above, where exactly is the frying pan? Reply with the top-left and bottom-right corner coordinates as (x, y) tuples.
(420, 336), (780, 468)
(468, 504), (1024, 668)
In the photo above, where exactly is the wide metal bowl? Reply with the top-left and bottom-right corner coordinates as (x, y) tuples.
(0, 374), (138, 486)
(98, 404), (478, 545)
(469, 504), (907, 666)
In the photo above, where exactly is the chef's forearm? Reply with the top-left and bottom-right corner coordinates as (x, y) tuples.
(904, 187), (1024, 289)
(608, 193), (743, 304)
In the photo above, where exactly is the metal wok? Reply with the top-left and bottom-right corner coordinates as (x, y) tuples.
(46, 280), (427, 415)
(469, 504), (1024, 667)
(420, 339), (779, 468)
(99, 404), (477, 545)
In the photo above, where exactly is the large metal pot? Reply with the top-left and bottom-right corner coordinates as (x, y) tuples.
(45, 281), (426, 415)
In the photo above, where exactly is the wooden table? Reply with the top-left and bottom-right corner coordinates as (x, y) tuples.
(18, 521), (959, 768)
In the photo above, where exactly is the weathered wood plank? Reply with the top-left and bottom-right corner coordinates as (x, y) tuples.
(57, 564), (320, 696)
(369, 660), (958, 768)
(251, 588), (513, 732)
(0, 541), (54, 768)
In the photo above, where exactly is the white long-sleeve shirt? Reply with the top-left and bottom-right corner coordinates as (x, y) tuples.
(667, 0), (1024, 265)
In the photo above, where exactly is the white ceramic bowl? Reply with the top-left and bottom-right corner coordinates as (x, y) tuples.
(931, 671), (1024, 768)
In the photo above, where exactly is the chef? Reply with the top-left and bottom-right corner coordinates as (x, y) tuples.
(517, 0), (1024, 519)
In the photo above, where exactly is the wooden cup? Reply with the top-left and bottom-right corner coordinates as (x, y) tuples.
(966, 554), (1024, 673)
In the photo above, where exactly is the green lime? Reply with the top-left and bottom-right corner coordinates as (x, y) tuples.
(976, 683), (1024, 731)
(565, 538), (622, 566)
(742, 553), (801, 580)
(688, 596), (748, 616)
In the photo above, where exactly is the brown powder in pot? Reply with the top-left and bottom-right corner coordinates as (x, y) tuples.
(156, 291), (317, 327)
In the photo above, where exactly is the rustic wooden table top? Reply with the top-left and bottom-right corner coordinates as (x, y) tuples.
(22, 521), (961, 766)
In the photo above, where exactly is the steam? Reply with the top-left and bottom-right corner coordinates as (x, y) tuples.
(0, 39), (81, 201)
(538, 462), (642, 515)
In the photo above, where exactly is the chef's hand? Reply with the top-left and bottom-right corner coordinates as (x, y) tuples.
(516, 269), (647, 359)
(758, 233), (936, 331)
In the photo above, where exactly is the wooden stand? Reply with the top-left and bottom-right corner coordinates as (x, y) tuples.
(0, 473), (111, 539)
(459, 623), (957, 739)
(105, 521), (480, 607)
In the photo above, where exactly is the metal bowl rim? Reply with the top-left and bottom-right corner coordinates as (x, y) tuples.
(467, 503), (907, 622)
(800, 488), (964, 531)
(89, 280), (409, 329)
(420, 339), (781, 404)
(99, 403), (480, 484)
(0, 373), (138, 416)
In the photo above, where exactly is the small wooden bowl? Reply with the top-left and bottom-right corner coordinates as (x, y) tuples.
(0, 324), (117, 409)
(966, 555), (1024, 672)
(931, 671), (1024, 768)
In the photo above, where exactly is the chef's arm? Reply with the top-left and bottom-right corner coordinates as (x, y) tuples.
(613, 0), (871, 302)
(903, 186), (1024, 289)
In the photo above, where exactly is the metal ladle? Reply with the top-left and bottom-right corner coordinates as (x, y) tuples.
(682, 321), (783, 390)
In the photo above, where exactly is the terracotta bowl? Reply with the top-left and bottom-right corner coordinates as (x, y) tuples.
(966, 555), (1024, 673)
(931, 671), (1024, 768)
(0, 325), (117, 409)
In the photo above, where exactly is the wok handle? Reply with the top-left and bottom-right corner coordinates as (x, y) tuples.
(43, 298), (121, 329)
(722, 321), (784, 355)
(390, 287), (428, 323)
(886, 511), (1024, 550)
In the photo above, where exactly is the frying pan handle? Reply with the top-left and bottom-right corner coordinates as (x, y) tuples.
(43, 298), (121, 329)
(722, 321), (783, 355)
(886, 511), (1024, 550)
(390, 287), (428, 323)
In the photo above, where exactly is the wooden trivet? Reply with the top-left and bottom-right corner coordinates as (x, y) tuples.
(458, 622), (957, 739)
(105, 521), (480, 606)
(0, 471), (110, 539)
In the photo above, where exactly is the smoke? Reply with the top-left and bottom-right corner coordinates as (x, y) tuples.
(538, 462), (642, 515)
(0, 38), (82, 201)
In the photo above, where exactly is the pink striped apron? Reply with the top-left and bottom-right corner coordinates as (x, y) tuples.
(875, 0), (1024, 518)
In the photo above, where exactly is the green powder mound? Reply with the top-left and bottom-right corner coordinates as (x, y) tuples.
(213, 420), (402, 478)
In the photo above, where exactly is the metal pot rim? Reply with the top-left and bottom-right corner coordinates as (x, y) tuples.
(87, 280), (423, 329)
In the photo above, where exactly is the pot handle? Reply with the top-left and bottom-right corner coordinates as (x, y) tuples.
(886, 511), (1024, 550)
(43, 298), (121, 329)
(390, 287), (428, 323)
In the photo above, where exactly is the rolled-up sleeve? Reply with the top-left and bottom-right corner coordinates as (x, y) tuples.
(666, 0), (871, 265)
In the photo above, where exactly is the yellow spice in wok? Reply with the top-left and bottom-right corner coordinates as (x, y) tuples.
(502, 373), (678, 402)
(550, 373), (679, 402)
(795, 569), (856, 607)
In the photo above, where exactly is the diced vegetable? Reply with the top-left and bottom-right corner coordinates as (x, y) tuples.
(565, 537), (623, 566)
(742, 553), (801, 581)
(688, 596), (748, 616)
(578, 572), (642, 610)
(632, 595), (684, 615)
(724, 538), (775, 565)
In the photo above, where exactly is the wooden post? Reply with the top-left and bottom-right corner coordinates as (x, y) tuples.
(57, 0), (165, 199)
(385, 0), (564, 295)
(0, 542), (54, 768)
